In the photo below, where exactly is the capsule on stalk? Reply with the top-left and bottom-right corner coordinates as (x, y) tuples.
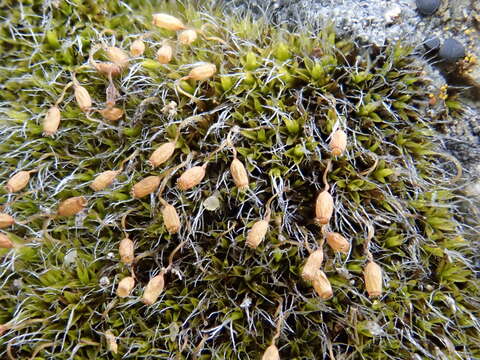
(99, 107), (124, 122)
(142, 272), (165, 305)
(186, 63), (217, 81)
(230, 158), (249, 190)
(161, 202), (181, 234)
(152, 13), (186, 31)
(90, 170), (120, 191)
(148, 142), (176, 168)
(73, 82), (92, 112)
(326, 232), (350, 254)
(130, 39), (145, 57)
(301, 249), (324, 281)
(329, 129), (347, 157)
(119, 237), (134, 264)
(314, 190), (333, 225)
(156, 44), (173, 64)
(178, 29), (197, 45)
(131, 176), (161, 198)
(246, 219), (269, 249)
(57, 196), (87, 217)
(364, 260), (383, 297)
(312, 270), (333, 299)
(105, 46), (129, 68)
(177, 165), (206, 191)
(5, 171), (32, 193)
(43, 105), (61, 136)
(116, 276), (135, 297)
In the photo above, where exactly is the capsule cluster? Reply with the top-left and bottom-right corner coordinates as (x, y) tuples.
(0, 11), (390, 358)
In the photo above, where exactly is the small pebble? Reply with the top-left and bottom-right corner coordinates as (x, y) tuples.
(424, 37), (440, 52)
(438, 38), (465, 62)
(416, 0), (441, 16)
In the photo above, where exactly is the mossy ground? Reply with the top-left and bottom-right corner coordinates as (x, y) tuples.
(0, 0), (479, 359)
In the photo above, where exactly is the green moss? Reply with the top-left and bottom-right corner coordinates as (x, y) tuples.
(0, 0), (479, 359)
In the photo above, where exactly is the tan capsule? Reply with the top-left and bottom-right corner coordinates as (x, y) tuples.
(105, 46), (129, 68)
(119, 237), (134, 264)
(148, 142), (176, 167)
(142, 272), (165, 305)
(161, 203), (181, 234)
(43, 105), (61, 136)
(130, 39), (145, 57)
(326, 232), (350, 254)
(177, 166), (206, 191)
(156, 44), (173, 64)
(116, 276), (135, 297)
(187, 63), (217, 81)
(131, 176), (161, 198)
(93, 62), (122, 77)
(314, 190), (333, 225)
(364, 260), (383, 297)
(246, 219), (269, 249)
(57, 196), (87, 217)
(105, 330), (118, 354)
(152, 13), (186, 31)
(329, 129), (347, 156)
(0, 213), (15, 228)
(262, 344), (280, 360)
(312, 270), (333, 299)
(6, 171), (31, 193)
(74, 84), (92, 112)
(301, 249), (324, 281)
(0, 234), (13, 249)
(230, 158), (249, 190)
(178, 29), (197, 45)
(99, 107), (124, 122)
(90, 170), (120, 191)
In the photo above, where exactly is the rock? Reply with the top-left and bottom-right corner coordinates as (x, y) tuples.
(438, 38), (465, 62)
(424, 37), (441, 52)
(416, 0), (441, 16)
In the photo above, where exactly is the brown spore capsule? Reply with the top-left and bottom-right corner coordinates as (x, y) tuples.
(246, 219), (269, 249)
(142, 272), (165, 305)
(312, 270), (333, 299)
(105, 330), (118, 354)
(329, 129), (347, 157)
(326, 232), (350, 254)
(230, 158), (249, 190)
(90, 170), (120, 191)
(57, 196), (87, 217)
(0, 213), (15, 228)
(99, 107), (124, 122)
(130, 39), (145, 57)
(105, 46), (129, 68)
(301, 249), (324, 281)
(152, 13), (186, 31)
(178, 29), (197, 45)
(92, 62), (122, 77)
(73, 83), (92, 112)
(364, 260), (383, 297)
(131, 176), (161, 198)
(161, 203), (181, 234)
(187, 63), (217, 81)
(6, 171), (31, 193)
(148, 142), (176, 168)
(119, 237), (134, 264)
(156, 44), (173, 64)
(314, 190), (333, 225)
(116, 276), (135, 297)
(43, 105), (61, 136)
(177, 165), (206, 191)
